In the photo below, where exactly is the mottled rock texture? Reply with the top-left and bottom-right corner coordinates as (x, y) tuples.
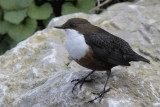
(0, 0), (160, 107)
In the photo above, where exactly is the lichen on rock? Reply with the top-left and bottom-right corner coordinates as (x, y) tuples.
(0, 0), (160, 107)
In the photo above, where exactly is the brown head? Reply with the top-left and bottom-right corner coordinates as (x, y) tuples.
(54, 18), (97, 34)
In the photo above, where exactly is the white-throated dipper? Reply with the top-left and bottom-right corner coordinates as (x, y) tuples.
(55, 18), (150, 102)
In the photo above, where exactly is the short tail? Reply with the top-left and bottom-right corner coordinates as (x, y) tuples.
(125, 52), (150, 63)
(134, 55), (150, 63)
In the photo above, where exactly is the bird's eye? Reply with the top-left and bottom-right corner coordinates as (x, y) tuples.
(70, 23), (76, 28)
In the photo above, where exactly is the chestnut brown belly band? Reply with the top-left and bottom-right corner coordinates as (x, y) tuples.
(74, 48), (107, 70)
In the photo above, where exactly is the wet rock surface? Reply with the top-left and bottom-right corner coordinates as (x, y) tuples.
(0, 0), (160, 107)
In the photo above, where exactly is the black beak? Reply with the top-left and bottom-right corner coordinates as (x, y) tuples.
(54, 26), (64, 29)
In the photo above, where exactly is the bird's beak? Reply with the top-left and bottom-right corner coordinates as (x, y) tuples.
(54, 26), (64, 29)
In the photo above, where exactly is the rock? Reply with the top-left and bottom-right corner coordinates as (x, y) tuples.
(0, 0), (160, 107)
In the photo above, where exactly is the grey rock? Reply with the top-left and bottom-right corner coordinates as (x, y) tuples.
(0, 0), (160, 107)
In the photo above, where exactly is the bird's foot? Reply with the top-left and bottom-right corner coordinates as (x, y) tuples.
(88, 88), (111, 103)
(71, 78), (94, 93)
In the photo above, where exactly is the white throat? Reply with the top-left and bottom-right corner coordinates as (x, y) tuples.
(65, 29), (89, 60)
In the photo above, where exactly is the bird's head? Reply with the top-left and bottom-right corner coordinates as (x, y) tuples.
(54, 18), (91, 34)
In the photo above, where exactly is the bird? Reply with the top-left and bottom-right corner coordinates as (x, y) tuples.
(54, 18), (150, 102)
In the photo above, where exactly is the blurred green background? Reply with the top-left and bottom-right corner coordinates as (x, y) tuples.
(0, 0), (133, 55)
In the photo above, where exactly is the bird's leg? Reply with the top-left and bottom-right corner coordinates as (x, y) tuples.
(71, 70), (95, 93)
(89, 70), (111, 103)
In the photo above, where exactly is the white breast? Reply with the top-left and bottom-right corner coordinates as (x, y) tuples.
(65, 29), (89, 60)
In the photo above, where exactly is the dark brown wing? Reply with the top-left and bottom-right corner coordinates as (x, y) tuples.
(84, 30), (149, 66)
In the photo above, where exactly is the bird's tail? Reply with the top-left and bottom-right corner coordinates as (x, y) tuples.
(134, 54), (150, 63)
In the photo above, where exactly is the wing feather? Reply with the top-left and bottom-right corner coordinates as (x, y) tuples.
(84, 32), (133, 66)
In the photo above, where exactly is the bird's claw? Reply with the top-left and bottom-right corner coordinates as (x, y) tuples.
(88, 88), (111, 103)
(71, 79), (94, 83)
(71, 78), (94, 93)
(71, 79), (80, 83)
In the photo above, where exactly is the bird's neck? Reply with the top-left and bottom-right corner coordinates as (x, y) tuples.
(64, 29), (89, 60)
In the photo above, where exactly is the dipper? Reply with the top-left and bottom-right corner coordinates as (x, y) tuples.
(55, 18), (150, 102)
